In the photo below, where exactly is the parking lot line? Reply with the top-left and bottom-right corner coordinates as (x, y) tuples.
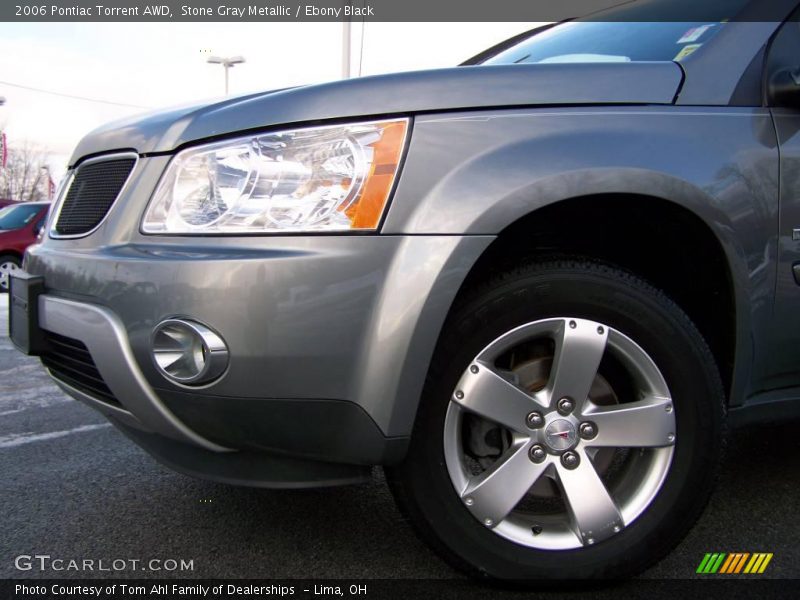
(0, 422), (111, 448)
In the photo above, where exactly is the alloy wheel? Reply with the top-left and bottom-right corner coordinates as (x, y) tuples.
(0, 260), (20, 291)
(443, 317), (676, 550)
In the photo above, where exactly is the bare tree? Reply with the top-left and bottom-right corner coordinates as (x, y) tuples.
(0, 138), (52, 202)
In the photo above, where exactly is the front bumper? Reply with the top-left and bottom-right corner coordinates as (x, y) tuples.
(37, 294), (228, 451)
(30, 293), (375, 487)
(21, 233), (491, 486)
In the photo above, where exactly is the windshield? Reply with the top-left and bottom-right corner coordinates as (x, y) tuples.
(0, 204), (44, 231)
(484, 21), (730, 65)
(480, 0), (753, 66)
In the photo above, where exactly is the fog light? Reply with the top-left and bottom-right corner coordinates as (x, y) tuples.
(152, 319), (228, 385)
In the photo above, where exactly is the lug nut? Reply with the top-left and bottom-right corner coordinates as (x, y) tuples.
(455, 390), (464, 400)
(557, 397), (574, 414)
(579, 422), (597, 440)
(470, 365), (479, 374)
(526, 411), (544, 429)
(561, 451), (580, 469)
(529, 444), (547, 463)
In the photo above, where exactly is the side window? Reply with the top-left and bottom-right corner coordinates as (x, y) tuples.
(767, 11), (800, 107)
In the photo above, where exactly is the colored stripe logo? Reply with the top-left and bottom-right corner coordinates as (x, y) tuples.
(697, 553), (773, 574)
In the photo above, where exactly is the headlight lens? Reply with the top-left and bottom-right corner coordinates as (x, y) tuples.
(142, 118), (408, 234)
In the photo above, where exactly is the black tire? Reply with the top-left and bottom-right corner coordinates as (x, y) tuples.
(386, 257), (725, 581)
(0, 254), (21, 293)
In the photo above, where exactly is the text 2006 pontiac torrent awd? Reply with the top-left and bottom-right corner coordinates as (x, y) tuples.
(9, 0), (800, 581)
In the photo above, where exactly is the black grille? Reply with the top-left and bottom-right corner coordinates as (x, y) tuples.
(54, 157), (136, 236)
(41, 331), (121, 408)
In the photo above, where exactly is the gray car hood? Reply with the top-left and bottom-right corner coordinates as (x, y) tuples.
(69, 62), (683, 166)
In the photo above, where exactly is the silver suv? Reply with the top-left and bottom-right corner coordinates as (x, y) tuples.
(10, 1), (800, 581)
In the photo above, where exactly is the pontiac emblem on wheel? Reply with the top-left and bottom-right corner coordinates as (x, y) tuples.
(544, 419), (577, 451)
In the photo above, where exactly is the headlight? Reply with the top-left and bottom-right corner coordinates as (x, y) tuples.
(142, 118), (408, 234)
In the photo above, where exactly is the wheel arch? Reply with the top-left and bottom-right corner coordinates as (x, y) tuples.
(384, 168), (757, 438)
(452, 192), (746, 407)
(0, 249), (23, 260)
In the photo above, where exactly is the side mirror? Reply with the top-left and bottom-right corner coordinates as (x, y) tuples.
(769, 67), (800, 107)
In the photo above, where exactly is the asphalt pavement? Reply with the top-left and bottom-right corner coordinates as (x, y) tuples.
(1, 293), (798, 584)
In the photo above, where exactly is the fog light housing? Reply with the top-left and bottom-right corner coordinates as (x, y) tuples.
(152, 319), (228, 385)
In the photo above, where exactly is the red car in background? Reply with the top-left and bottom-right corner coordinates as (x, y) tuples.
(0, 201), (50, 292)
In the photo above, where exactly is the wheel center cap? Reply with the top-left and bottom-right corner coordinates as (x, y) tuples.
(544, 419), (577, 451)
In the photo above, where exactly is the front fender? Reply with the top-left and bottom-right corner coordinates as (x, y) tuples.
(384, 106), (779, 411)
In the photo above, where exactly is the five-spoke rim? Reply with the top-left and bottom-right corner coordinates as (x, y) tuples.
(443, 318), (676, 550)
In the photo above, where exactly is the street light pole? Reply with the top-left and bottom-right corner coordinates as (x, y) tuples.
(207, 56), (246, 95)
(342, 21), (351, 79)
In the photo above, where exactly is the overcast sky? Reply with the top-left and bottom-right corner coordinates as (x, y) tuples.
(0, 22), (532, 181)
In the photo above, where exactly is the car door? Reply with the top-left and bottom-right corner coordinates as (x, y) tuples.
(766, 10), (800, 391)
